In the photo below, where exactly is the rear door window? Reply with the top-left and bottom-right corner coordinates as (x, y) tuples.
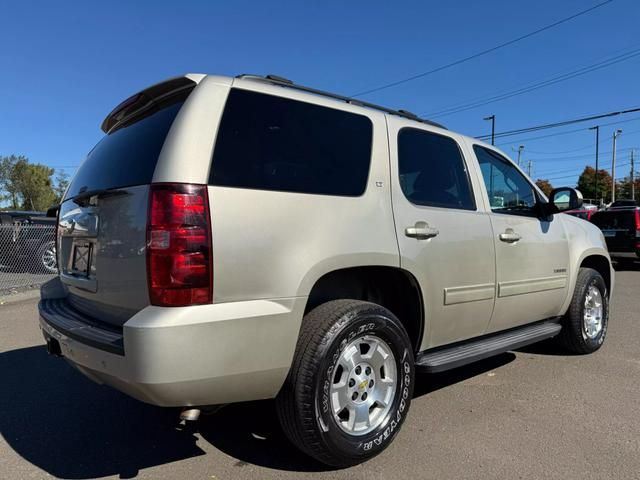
(65, 89), (192, 200)
(210, 89), (373, 196)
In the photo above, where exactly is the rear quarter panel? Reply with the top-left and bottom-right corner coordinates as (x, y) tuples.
(205, 80), (400, 302)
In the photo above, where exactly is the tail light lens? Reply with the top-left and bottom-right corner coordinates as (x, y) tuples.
(635, 209), (640, 231)
(147, 184), (212, 306)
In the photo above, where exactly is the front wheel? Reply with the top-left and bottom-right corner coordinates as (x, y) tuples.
(276, 300), (414, 467)
(557, 267), (609, 354)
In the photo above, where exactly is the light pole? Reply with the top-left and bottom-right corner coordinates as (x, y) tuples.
(484, 115), (496, 145)
(517, 145), (524, 166)
(611, 129), (622, 203)
(631, 150), (635, 201)
(589, 126), (599, 203)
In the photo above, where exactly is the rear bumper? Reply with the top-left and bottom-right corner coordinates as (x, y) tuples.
(39, 285), (305, 407)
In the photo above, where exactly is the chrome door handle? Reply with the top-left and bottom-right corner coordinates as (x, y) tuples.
(405, 222), (439, 240)
(499, 229), (521, 243)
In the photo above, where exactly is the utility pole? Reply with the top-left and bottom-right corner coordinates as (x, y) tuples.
(527, 160), (532, 177)
(484, 115), (496, 145)
(612, 129), (622, 203)
(517, 145), (524, 166)
(631, 150), (635, 201)
(589, 126), (599, 203)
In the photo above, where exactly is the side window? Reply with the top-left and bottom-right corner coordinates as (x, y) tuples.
(473, 145), (538, 214)
(397, 128), (475, 210)
(210, 89), (373, 196)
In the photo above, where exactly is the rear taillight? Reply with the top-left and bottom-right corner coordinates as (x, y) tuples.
(635, 210), (640, 232)
(147, 183), (212, 306)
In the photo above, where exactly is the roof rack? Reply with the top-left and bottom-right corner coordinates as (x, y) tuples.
(235, 74), (446, 129)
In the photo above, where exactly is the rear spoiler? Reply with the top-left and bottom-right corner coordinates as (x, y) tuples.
(100, 74), (205, 133)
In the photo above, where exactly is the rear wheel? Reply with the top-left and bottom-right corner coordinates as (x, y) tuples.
(35, 241), (57, 274)
(557, 267), (609, 354)
(276, 300), (414, 467)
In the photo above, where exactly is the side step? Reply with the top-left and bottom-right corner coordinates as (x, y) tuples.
(416, 321), (562, 373)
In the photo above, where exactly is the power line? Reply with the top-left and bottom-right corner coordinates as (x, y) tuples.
(478, 106), (640, 141)
(525, 144), (594, 155)
(424, 47), (640, 118)
(545, 161), (631, 181)
(531, 146), (634, 163)
(351, 1), (613, 97)
(497, 115), (640, 146)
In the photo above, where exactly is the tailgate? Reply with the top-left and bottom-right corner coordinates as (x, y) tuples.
(591, 210), (635, 252)
(58, 187), (149, 326)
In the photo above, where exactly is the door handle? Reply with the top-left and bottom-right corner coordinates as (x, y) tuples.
(405, 222), (439, 240)
(499, 229), (521, 243)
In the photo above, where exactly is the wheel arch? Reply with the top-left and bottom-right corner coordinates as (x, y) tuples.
(304, 266), (425, 353)
(580, 254), (612, 293)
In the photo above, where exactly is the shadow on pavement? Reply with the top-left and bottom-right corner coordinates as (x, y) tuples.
(198, 401), (332, 473)
(0, 345), (204, 479)
(613, 259), (639, 272)
(515, 337), (575, 356)
(0, 346), (518, 477)
(413, 352), (516, 399)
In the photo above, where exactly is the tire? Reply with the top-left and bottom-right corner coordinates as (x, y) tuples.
(35, 241), (57, 274)
(276, 299), (415, 467)
(556, 267), (609, 354)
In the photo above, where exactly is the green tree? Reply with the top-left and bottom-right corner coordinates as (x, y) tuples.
(0, 155), (57, 211)
(616, 176), (640, 200)
(54, 171), (70, 203)
(576, 166), (612, 203)
(0, 155), (24, 208)
(535, 179), (553, 197)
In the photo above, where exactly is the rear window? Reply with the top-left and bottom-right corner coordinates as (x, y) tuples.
(65, 89), (192, 200)
(591, 211), (635, 229)
(210, 89), (373, 196)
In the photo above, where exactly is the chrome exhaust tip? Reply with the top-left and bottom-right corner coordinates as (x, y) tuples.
(179, 408), (201, 422)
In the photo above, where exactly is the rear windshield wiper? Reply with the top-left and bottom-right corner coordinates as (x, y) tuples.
(71, 188), (128, 206)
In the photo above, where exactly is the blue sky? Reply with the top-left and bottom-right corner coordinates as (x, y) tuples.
(1, 0), (639, 187)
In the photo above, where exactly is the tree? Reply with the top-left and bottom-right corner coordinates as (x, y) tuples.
(0, 155), (23, 208)
(54, 171), (70, 203)
(535, 179), (553, 197)
(0, 155), (57, 211)
(576, 166), (612, 203)
(616, 175), (640, 200)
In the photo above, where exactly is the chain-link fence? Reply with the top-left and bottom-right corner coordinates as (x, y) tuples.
(0, 224), (57, 293)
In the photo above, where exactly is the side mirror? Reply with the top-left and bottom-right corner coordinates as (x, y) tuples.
(46, 204), (60, 218)
(549, 187), (583, 213)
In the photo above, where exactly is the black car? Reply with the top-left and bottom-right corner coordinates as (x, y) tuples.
(0, 210), (57, 273)
(590, 206), (640, 264)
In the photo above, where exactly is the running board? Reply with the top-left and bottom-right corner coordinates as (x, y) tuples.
(416, 321), (562, 373)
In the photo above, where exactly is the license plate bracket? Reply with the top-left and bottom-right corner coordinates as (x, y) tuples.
(71, 242), (92, 277)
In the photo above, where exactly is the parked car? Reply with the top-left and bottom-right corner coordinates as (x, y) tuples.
(590, 206), (640, 264)
(0, 210), (57, 273)
(39, 74), (614, 467)
(608, 199), (638, 209)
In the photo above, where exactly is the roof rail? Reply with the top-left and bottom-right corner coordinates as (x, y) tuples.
(235, 74), (446, 129)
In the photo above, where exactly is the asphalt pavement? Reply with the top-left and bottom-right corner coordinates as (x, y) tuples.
(1, 266), (639, 479)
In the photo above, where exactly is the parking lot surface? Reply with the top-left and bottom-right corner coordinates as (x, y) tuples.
(1, 266), (639, 480)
